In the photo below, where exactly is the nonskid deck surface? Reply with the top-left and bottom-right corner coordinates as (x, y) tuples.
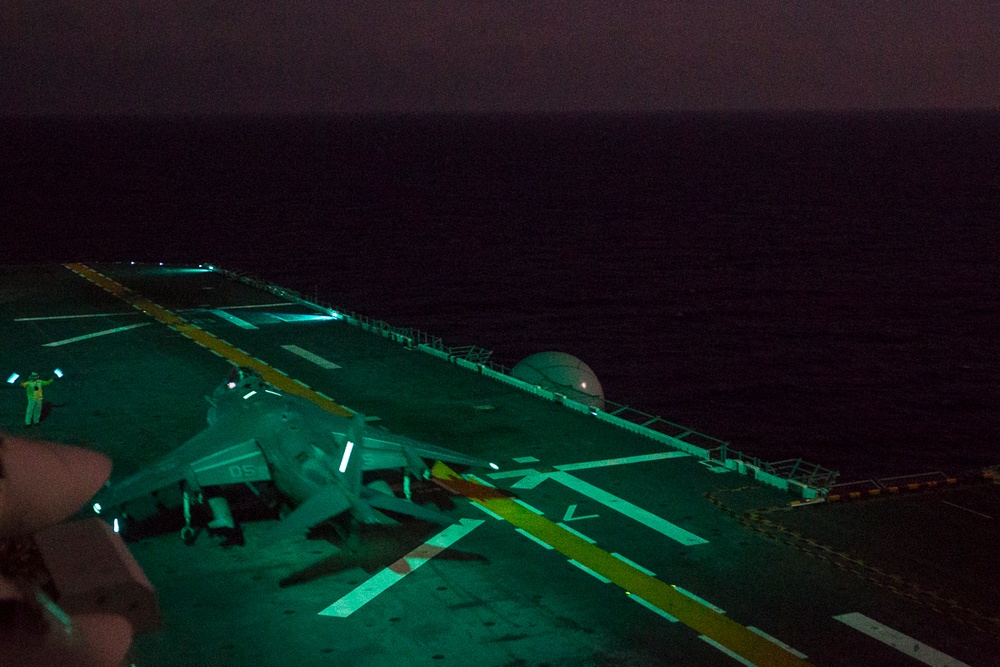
(1, 263), (997, 667)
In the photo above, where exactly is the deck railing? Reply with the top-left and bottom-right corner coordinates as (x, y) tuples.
(214, 265), (838, 496)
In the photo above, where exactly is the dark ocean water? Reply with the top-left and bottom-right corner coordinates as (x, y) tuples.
(4, 112), (999, 480)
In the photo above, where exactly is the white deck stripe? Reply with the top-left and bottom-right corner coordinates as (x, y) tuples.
(16, 312), (138, 321)
(281, 344), (342, 369)
(42, 322), (150, 347)
(490, 450), (689, 484)
(699, 636), (755, 667)
(464, 474), (496, 488)
(555, 451), (690, 471)
(568, 559), (612, 583)
(627, 592), (678, 622)
(834, 612), (973, 667)
(510, 470), (550, 489)
(549, 472), (709, 546)
(209, 302), (295, 310)
(210, 309), (258, 329)
(556, 522), (597, 543)
(673, 585), (725, 613)
(511, 499), (545, 515)
(941, 500), (993, 519)
(318, 519), (483, 617)
(515, 528), (554, 549)
(747, 627), (808, 659)
(611, 552), (656, 576)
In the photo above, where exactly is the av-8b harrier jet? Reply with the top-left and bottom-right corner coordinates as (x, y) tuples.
(98, 368), (496, 544)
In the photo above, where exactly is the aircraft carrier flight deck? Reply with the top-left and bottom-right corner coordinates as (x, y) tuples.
(1, 262), (997, 667)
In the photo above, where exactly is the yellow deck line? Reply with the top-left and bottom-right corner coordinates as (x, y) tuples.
(432, 463), (812, 667)
(65, 263), (353, 418)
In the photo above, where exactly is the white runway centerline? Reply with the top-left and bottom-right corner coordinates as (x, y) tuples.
(834, 612), (973, 667)
(42, 322), (151, 347)
(318, 519), (484, 617)
(281, 344), (342, 369)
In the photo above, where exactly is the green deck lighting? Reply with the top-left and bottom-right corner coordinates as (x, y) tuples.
(6, 372), (19, 384)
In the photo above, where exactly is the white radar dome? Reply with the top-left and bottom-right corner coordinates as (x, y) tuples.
(511, 352), (605, 409)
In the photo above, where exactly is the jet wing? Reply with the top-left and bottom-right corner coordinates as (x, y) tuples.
(361, 432), (493, 472)
(108, 420), (270, 507)
(361, 486), (459, 525)
(264, 481), (459, 544)
(263, 484), (354, 543)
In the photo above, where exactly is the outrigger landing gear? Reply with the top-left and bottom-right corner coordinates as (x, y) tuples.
(181, 481), (204, 546)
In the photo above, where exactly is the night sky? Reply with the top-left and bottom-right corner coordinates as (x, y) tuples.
(3, 1), (1000, 115)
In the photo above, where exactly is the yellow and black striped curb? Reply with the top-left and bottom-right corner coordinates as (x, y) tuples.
(819, 471), (996, 504)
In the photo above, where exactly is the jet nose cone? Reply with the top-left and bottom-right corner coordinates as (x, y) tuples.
(0, 435), (112, 537)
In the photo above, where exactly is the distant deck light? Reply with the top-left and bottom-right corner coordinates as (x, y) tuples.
(339, 440), (355, 473)
(130, 261), (135, 265)
(53, 368), (63, 378)
(489, 462), (500, 470)
(243, 390), (258, 399)
(227, 381), (237, 389)
(6, 373), (19, 384)
(93, 502), (102, 514)
(113, 518), (120, 533)
(159, 262), (164, 266)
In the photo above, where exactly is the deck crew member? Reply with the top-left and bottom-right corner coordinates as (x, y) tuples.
(22, 372), (53, 426)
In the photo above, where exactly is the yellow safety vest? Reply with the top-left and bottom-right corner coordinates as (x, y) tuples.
(22, 379), (52, 401)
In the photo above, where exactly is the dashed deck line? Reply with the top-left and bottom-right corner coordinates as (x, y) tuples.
(65, 264), (353, 418)
(432, 463), (813, 667)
